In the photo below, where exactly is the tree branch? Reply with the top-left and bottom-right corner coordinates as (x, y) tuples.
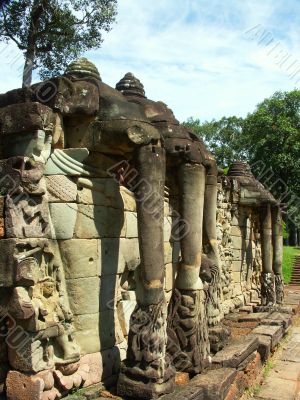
(1, 6), (26, 49)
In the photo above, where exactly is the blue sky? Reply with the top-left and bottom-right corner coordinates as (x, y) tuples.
(1, 0), (300, 121)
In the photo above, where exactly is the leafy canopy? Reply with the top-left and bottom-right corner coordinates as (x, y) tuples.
(0, 0), (117, 83)
(185, 90), (300, 228)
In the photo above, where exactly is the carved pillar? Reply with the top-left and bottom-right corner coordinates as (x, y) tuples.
(260, 204), (275, 305)
(203, 162), (223, 325)
(203, 162), (220, 270)
(167, 163), (210, 375)
(272, 205), (284, 304)
(117, 144), (175, 399)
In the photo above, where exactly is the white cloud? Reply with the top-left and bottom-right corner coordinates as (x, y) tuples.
(1, 0), (300, 121)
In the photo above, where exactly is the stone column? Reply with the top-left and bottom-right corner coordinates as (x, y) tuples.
(272, 205), (284, 304)
(260, 203), (275, 306)
(202, 162), (223, 326)
(117, 143), (175, 399)
(167, 163), (210, 374)
(203, 162), (220, 270)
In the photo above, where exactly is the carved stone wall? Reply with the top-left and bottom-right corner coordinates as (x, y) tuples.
(0, 63), (283, 400)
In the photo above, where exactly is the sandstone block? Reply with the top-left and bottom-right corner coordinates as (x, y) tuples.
(164, 263), (177, 291)
(49, 203), (78, 239)
(125, 211), (138, 238)
(6, 370), (44, 400)
(238, 312), (270, 323)
(80, 348), (121, 388)
(0, 239), (15, 286)
(0, 102), (54, 135)
(59, 239), (100, 279)
(46, 175), (77, 202)
(212, 336), (259, 368)
(74, 205), (125, 238)
(118, 300), (136, 336)
(120, 186), (136, 211)
(66, 275), (121, 315)
(99, 238), (140, 276)
(164, 217), (172, 240)
(250, 325), (283, 349)
(73, 310), (124, 354)
(76, 178), (123, 209)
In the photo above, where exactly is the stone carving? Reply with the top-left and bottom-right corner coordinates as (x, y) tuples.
(274, 274), (284, 305)
(32, 277), (80, 363)
(167, 289), (209, 374)
(116, 72), (219, 374)
(260, 272), (276, 306)
(227, 162), (284, 307)
(0, 59), (285, 400)
(118, 300), (175, 399)
(3, 241), (80, 375)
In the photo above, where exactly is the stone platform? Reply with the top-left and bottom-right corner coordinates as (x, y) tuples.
(52, 286), (300, 400)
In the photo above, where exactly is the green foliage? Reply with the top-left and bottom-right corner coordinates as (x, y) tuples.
(184, 116), (245, 168)
(282, 246), (299, 284)
(184, 90), (300, 227)
(0, 0), (117, 85)
(282, 221), (289, 240)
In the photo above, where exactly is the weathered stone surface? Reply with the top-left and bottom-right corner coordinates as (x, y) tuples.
(73, 310), (124, 354)
(59, 237), (141, 280)
(6, 370), (44, 400)
(41, 387), (62, 400)
(251, 325), (283, 349)
(66, 275), (120, 315)
(212, 336), (259, 368)
(120, 186), (136, 211)
(36, 370), (55, 391)
(49, 203), (78, 239)
(80, 348), (121, 388)
(46, 175), (77, 202)
(257, 376), (298, 400)
(44, 148), (101, 176)
(74, 205), (125, 238)
(118, 299), (136, 336)
(0, 196), (4, 238)
(162, 368), (237, 400)
(253, 334), (272, 362)
(238, 312), (270, 322)
(76, 178), (123, 209)
(260, 311), (292, 332)
(44, 77), (100, 116)
(118, 372), (175, 400)
(281, 337), (300, 362)
(5, 194), (51, 238)
(59, 239), (100, 279)
(0, 239), (15, 286)
(99, 238), (140, 275)
(209, 325), (231, 353)
(0, 102), (54, 135)
(167, 289), (210, 374)
(125, 211), (138, 238)
(164, 263), (177, 291)
(225, 353), (262, 399)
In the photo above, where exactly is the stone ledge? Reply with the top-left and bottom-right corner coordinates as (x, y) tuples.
(212, 336), (259, 368)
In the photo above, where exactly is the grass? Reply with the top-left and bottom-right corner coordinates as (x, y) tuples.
(282, 246), (300, 284)
(263, 360), (274, 378)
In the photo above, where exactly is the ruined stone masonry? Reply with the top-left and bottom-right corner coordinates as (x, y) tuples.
(0, 59), (284, 400)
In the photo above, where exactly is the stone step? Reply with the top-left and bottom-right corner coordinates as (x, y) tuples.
(212, 336), (259, 368)
(161, 368), (237, 400)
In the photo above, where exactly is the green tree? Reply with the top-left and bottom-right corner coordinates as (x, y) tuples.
(0, 0), (117, 87)
(185, 90), (300, 237)
(243, 90), (300, 238)
(184, 116), (245, 168)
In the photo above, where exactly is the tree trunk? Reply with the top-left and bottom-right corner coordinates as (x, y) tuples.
(22, 47), (35, 88)
(22, 0), (45, 88)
